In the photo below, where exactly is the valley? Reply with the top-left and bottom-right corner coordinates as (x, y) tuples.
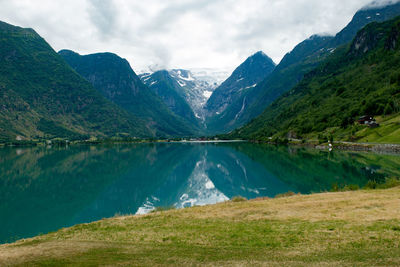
(1, 1), (400, 266)
(1, 2), (400, 143)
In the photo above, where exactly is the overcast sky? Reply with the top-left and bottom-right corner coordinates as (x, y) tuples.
(0, 0), (397, 73)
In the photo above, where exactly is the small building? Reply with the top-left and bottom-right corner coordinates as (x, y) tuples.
(357, 115), (374, 125)
(357, 115), (379, 128)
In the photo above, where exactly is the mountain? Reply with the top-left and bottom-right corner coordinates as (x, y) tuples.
(0, 21), (151, 142)
(330, 1), (400, 47)
(231, 16), (400, 142)
(169, 69), (217, 120)
(204, 51), (276, 133)
(140, 69), (219, 122)
(215, 1), (400, 135)
(59, 50), (197, 137)
(138, 70), (201, 130)
(189, 68), (230, 89)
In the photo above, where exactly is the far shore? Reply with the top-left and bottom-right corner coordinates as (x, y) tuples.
(1, 138), (400, 153)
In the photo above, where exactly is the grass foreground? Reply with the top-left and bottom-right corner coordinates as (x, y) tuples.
(1, 188), (400, 266)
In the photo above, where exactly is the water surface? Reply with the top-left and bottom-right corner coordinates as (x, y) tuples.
(1, 142), (399, 244)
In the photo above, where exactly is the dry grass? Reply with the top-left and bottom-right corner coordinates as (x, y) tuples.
(1, 187), (400, 266)
(168, 187), (400, 222)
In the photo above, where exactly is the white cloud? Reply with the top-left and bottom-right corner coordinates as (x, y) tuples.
(363, 0), (400, 9)
(0, 0), (385, 73)
(88, 0), (118, 38)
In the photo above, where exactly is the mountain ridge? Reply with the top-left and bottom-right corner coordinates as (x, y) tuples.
(140, 68), (217, 123)
(59, 49), (197, 137)
(138, 69), (202, 131)
(0, 21), (151, 141)
(213, 2), (400, 136)
(204, 51), (276, 134)
(230, 16), (400, 142)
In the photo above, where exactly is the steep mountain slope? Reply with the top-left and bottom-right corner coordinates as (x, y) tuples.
(141, 69), (220, 122)
(232, 17), (400, 141)
(220, 2), (400, 134)
(204, 51), (276, 133)
(0, 21), (150, 142)
(169, 69), (218, 120)
(59, 50), (196, 137)
(330, 1), (400, 47)
(138, 70), (201, 130)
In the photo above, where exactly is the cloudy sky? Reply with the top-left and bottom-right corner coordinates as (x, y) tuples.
(0, 0), (397, 73)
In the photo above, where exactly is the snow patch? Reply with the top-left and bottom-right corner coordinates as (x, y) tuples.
(190, 68), (231, 86)
(203, 90), (212, 99)
(328, 48), (336, 53)
(246, 84), (257, 89)
(177, 80), (186, 87)
(240, 84), (257, 92)
(180, 73), (195, 81)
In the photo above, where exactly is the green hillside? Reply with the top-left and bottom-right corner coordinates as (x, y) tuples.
(232, 17), (400, 143)
(221, 3), (400, 133)
(59, 50), (197, 137)
(0, 21), (151, 142)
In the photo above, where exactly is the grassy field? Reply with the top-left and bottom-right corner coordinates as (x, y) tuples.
(292, 114), (400, 145)
(1, 188), (400, 266)
(354, 114), (400, 144)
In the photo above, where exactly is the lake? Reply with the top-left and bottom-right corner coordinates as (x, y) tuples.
(1, 142), (399, 244)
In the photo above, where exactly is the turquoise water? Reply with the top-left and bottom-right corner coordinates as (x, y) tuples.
(1, 142), (399, 244)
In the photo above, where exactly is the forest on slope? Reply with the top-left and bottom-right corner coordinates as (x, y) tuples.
(231, 17), (400, 143)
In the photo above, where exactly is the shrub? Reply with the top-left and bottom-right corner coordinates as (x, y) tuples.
(231, 196), (247, 202)
(379, 177), (400, 189)
(364, 177), (400, 190)
(331, 183), (359, 192)
(331, 183), (340, 192)
(342, 184), (360, 191)
(364, 180), (378, 189)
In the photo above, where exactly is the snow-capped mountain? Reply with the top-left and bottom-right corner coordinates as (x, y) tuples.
(139, 70), (201, 130)
(189, 68), (231, 89)
(169, 69), (215, 120)
(140, 68), (229, 121)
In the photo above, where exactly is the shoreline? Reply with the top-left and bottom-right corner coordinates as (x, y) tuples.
(1, 138), (400, 153)
(313, 141), (400, 153)
(249, 139), (400, 153)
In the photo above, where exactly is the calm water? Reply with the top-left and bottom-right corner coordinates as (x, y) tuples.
(1, 142), (399, 244)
